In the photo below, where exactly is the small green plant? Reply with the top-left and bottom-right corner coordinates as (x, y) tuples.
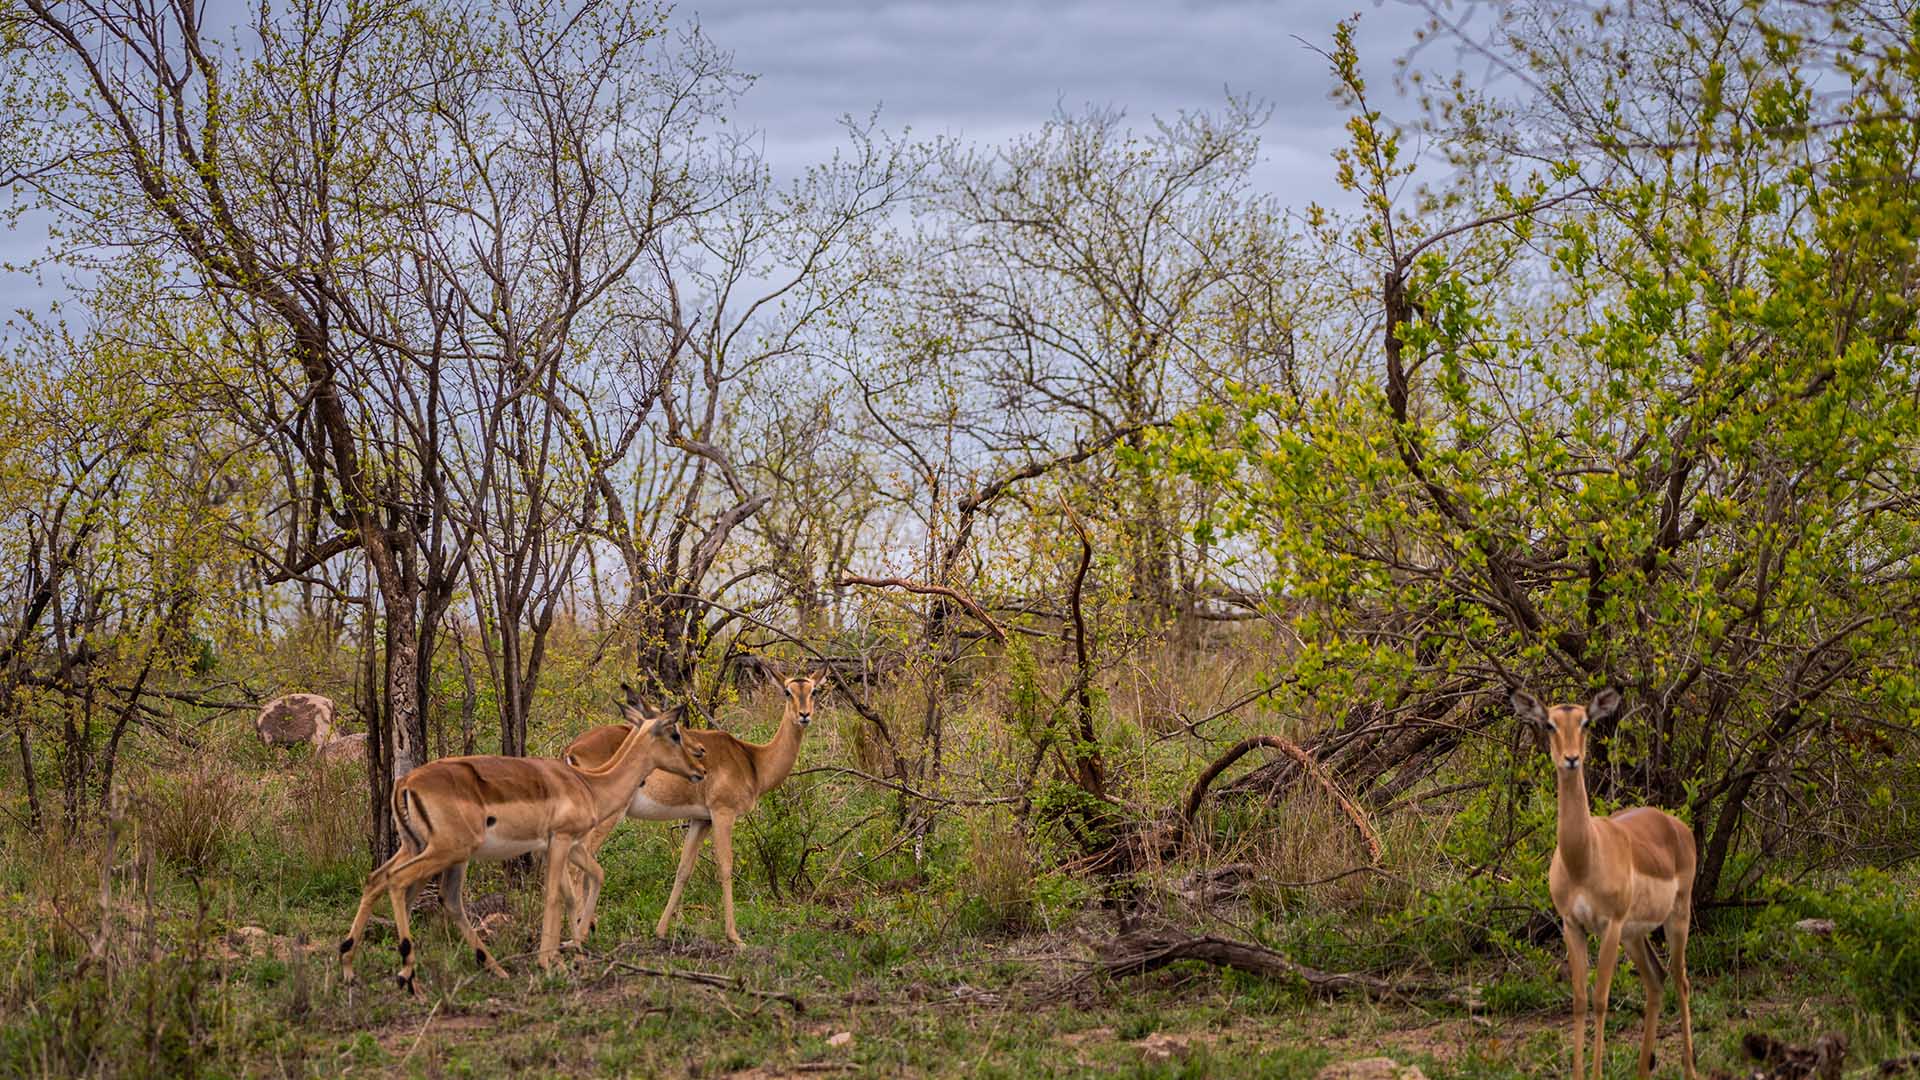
(1825, 871), (1920, 1020)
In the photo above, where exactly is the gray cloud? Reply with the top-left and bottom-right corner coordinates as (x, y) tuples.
(702, 0), (1423, 203)
(2, 0), (1426, 320)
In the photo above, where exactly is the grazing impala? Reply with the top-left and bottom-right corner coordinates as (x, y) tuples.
(1513, 687), (1697, 1080)
(339, 695), (705, 994)
(564, 673), (823, 947)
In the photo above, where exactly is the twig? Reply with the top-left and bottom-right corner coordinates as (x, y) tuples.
(792, 765), (1022, 807)
(400, 998), (444, 1064)
(1153, 674), (1302, 745)
(1264, 865), (1399, 890)
(832, 575), (1007, 643)
(595, 956), (804, 1014)
(1374, 780), (1488, 818)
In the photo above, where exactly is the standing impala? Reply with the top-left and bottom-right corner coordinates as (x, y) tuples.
(339, 696), (706, 994)
(1513, 687), (1697, 1080)
(564, 673), (823, 948)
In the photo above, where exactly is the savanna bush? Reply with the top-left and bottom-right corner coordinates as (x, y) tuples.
(1815, 871), (1920, 1021)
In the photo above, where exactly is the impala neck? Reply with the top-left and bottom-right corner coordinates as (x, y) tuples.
(1554, 762), (1597, 873)
(746, 707), (806, 797)
(578, 722), (663, 819)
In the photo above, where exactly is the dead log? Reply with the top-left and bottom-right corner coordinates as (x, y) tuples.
(1733, 1032), (1846, 1080)
(1089, 926), (1449, 1002)
(1218, 691), (1495, 811)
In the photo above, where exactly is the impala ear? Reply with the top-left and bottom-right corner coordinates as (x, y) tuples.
(621, 682), (645, 707)
(1510, 689), (1547, 728)
(808, 668), (829, 689)
(1587, 687), (1621, 725)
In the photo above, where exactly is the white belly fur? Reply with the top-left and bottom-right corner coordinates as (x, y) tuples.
(473, 833), (545, 860)
(626, 789), (710, 822)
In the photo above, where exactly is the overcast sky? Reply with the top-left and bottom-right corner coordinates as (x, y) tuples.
(703, 0), (1425, 199)
(1, 0), (1430, 320)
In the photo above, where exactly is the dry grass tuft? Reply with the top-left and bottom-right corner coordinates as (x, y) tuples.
(958, 808), (1036, 931)
(286, 756), (366, 868)
(137, 758), (247, 877)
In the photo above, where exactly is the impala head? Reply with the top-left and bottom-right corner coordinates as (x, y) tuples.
(618, 684), (706, 783)
(780, 670), (828, 727)
(1511, 687), (1621, 772)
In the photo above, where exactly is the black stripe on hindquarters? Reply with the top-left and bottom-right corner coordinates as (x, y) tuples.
(411, 790), (434, 837)
(395, 788), (428, 850)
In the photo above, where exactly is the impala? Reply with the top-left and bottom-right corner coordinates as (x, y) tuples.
(339, 694), (706, 994)
(564, 673), (823, 947)
(1513, 687), (1697, 1080)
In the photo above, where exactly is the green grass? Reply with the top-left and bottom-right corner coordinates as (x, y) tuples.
(2, 809), (1902, 1080)
(3, 718), (1915, 1078)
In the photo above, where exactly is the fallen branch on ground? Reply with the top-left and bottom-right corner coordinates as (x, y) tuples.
(1083, 926), (1457, 1003)
(595, 956), (805, 1014)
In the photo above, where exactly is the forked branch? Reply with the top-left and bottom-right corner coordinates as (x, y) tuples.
(1179, 734), (1382, 863)
(833, 574), (1007, 643)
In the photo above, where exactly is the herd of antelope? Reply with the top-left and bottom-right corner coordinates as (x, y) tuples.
(284, 676), (1694, 1079)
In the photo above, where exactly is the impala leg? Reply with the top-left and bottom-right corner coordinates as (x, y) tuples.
(567, 842), (606, 945)
(1667, 913), (1697, 1080)
(340, 847), (409, 984)
(415, 862), (460, 917)
(1563, 917), (1589, 1080)
(440, 863), (468, 920)
(436, 861), (506, 978)
(568, 813), (622, 913)
(381, 848), (472, 995)
(1591, 921), (1624, 1080)
(710, 810), (743, 947)
(537, 832), (572, 971)
(655, 820), (708, 940)
(1624, 935), (1664, 1079)
(388, 866), (423, 996)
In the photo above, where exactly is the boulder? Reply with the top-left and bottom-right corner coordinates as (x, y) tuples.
(255, 693), (336, 747)
(317, 731), (368, 763)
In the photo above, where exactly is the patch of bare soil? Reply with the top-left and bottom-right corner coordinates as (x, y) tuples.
(372, 1008), (506, 1058)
